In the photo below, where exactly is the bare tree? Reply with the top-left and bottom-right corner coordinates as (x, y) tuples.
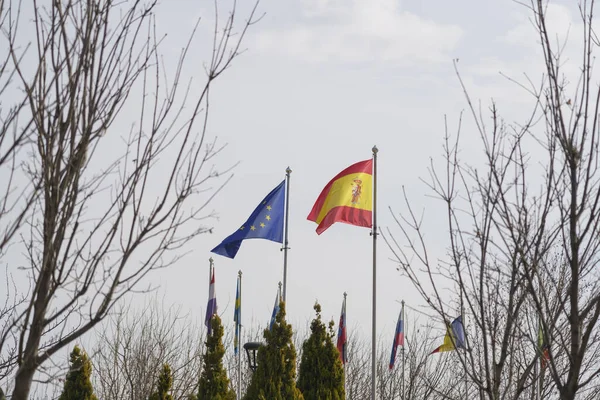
(0, 0), (38, 385)
(0, 0), (262, 398)
(93, 300), (205, 400)
(385, 1), (600, 399)
(0, 0), (38, 254)
(0, 275), (25, 384)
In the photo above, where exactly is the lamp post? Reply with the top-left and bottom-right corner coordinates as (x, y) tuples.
(243, 342), (262, 372)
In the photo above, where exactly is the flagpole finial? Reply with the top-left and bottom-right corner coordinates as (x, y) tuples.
(343, 291), (347, 298)
(278, 281), (282, 289)
(209, 257), (214, 264)
(286, 166), (292, 175)
(401, 299), (405, 306)
(372, 145), (378, 155)
(238, 270), (242, 277)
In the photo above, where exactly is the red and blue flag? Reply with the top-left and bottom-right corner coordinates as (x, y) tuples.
(389, 303), (405, 369)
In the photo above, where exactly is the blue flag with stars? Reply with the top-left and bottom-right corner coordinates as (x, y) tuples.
(211, 180), (286, 259)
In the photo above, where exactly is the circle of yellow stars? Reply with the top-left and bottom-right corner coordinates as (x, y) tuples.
(239, 204), (272, 232)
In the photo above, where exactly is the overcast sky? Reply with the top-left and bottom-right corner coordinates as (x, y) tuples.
(2, 0), (586, 380)
(145, 0), (583, 348)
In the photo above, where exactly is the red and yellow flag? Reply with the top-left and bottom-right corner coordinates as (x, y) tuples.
(307, 159), (373, 234)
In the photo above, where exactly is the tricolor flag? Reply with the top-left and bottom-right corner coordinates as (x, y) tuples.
(269, 284), (282, 330)
(431, 315), (465, 354)
(204, 266), (217, 335)
(307, 159), (373, 234)
(389, 303), (405, 369)
(538, 320), (550, 368)
(234, 274), (241, 355)
(337, 295), (348, 365)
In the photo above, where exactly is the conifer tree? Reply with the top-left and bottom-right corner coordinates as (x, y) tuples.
(59, 346), (98, 400)
(149, 364), (174, 400)
(244, 302), (303, 400)
(297, 303), (344, 400)
(197, 315), (235, 400)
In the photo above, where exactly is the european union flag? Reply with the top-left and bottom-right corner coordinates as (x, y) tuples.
(211, 180), (286, 259)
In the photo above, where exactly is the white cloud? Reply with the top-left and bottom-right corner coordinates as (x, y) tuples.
(254, 0), (463, 65)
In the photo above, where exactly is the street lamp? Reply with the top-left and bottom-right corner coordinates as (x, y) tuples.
(243, 341), (262, 372)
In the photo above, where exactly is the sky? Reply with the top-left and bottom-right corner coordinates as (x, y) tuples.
(1, 0), (587, 382)
(142, 0), (581, 345)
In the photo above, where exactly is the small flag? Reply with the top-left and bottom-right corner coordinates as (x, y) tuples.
(431, 315), (465, 354)
(389, 304), (405, 369)
(211, 181), (286, 259)
(538, 320), (550, 368)
(269, 284), (282, 330)
(307, 159), (373, 235)
(204, 266), (217, 335)
(337, 295), (348, 365)
(234, 274), (241, 355)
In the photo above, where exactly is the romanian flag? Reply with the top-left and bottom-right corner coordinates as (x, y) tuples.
(431, 315), (465, 354)
(538, 321), (550, 368)
(307, 159), (373, 234)
(389, 304), (405, 369)
(337, 295), (348, 365)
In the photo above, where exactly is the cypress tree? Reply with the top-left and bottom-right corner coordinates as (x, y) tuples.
(197, 315), (235, 400)
(244, 301), (303, 400)
(149, 364), (174, 400)
(297, 302), (344, 400)
(59, 345), (98, 400)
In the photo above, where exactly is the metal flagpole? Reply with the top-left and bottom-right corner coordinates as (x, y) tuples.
(282, 167), (292, 302)
(460, 298), (467, 399)
(371, 145), (378, 400)
(401, 300), (405, 400)
(208, 258), (214, 336)
(343, 291), (347, 400)
(237, 270), (242, 400)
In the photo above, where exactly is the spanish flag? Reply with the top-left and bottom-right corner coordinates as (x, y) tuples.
(307, 159), (373, 234)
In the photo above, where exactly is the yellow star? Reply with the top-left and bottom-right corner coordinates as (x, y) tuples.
(250, 225), (256, 231)
(240, 226), (245, 230)
(265, 215), (271, 221)
(266, 205), (272, 211)
(260, 222), (266, 228)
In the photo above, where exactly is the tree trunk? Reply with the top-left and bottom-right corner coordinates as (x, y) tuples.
(11, 362), (37, 400)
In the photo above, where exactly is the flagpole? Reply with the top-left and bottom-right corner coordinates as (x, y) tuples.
(371, 145), (378, 400)
(343, 291), (347, 400)
(401, 300), (405, 400)
(237, 270), (242, 400)
(460, 299), (467, 399)
(282, 166), (292, 303)
(208, 257), (214, 336)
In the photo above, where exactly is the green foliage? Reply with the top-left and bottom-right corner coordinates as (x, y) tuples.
(244, 301), (303, 400)
(297, 302), (345, 400)
(197, 315), (236, 400)
(149, 364), (174, 400)
(59, 346), (98, 400)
